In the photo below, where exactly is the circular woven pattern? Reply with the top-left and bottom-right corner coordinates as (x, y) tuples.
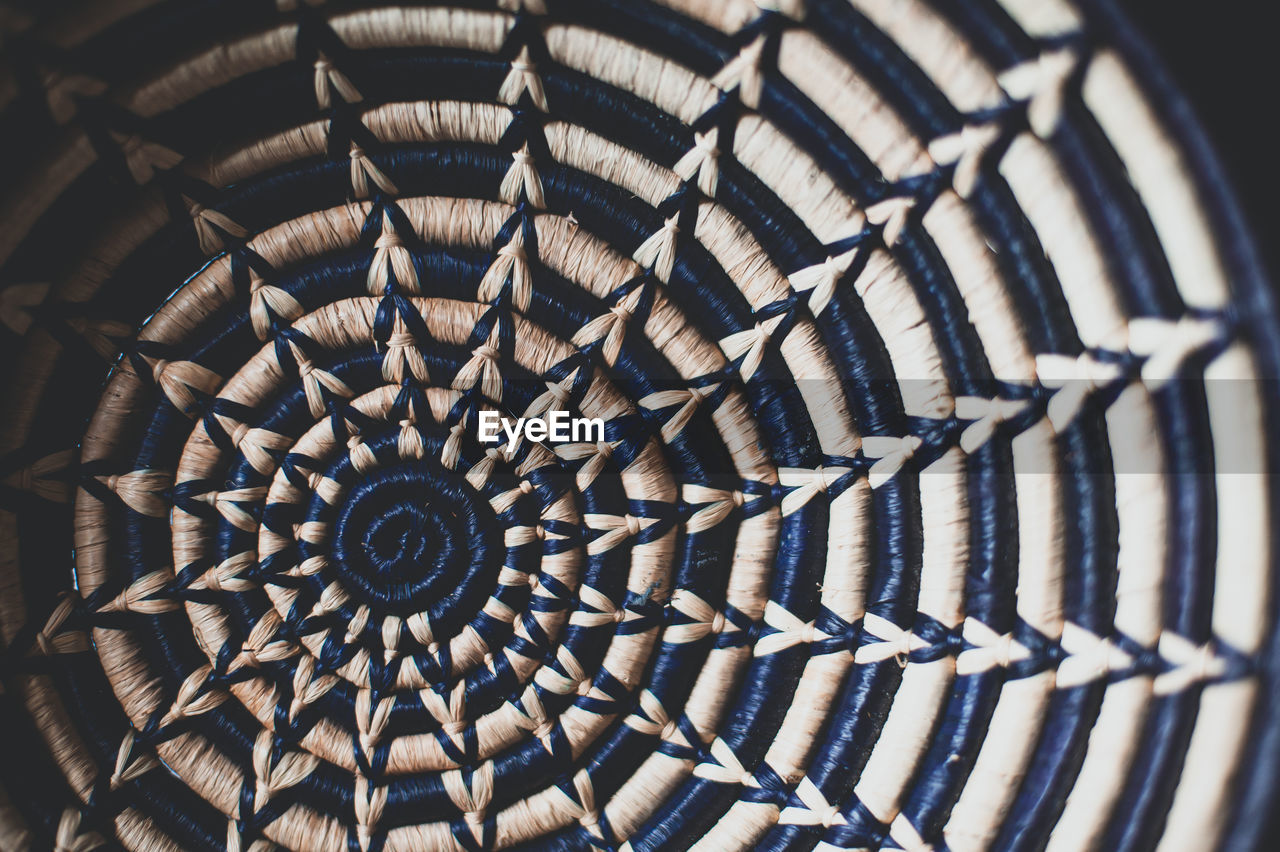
(0, 1), (1277, 851)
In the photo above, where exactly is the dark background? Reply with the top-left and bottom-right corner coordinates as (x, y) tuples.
(1117, 0), (1278, 288)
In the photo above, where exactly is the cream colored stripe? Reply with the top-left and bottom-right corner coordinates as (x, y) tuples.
(991, 0), (1081, 38)
(848, 0), (1004, 112)
(1083, 52), (1231, 310)
(777, 29), (926, 182)
(1000, 133), (1129, 352)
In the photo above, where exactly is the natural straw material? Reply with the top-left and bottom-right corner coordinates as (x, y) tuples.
(0, 1), (1277, 851)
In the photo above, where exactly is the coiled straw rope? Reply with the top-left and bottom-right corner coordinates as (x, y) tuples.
(0, 1), (1277, 851)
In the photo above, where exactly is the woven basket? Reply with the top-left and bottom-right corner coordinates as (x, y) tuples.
(0, 0), (1276, 850)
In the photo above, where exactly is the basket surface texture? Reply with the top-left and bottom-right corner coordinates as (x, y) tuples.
(0, 1), (1277, 851)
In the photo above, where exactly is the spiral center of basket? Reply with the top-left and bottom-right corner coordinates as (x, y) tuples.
(362, 502), (451, 581)
(331, 462), (498, 616)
